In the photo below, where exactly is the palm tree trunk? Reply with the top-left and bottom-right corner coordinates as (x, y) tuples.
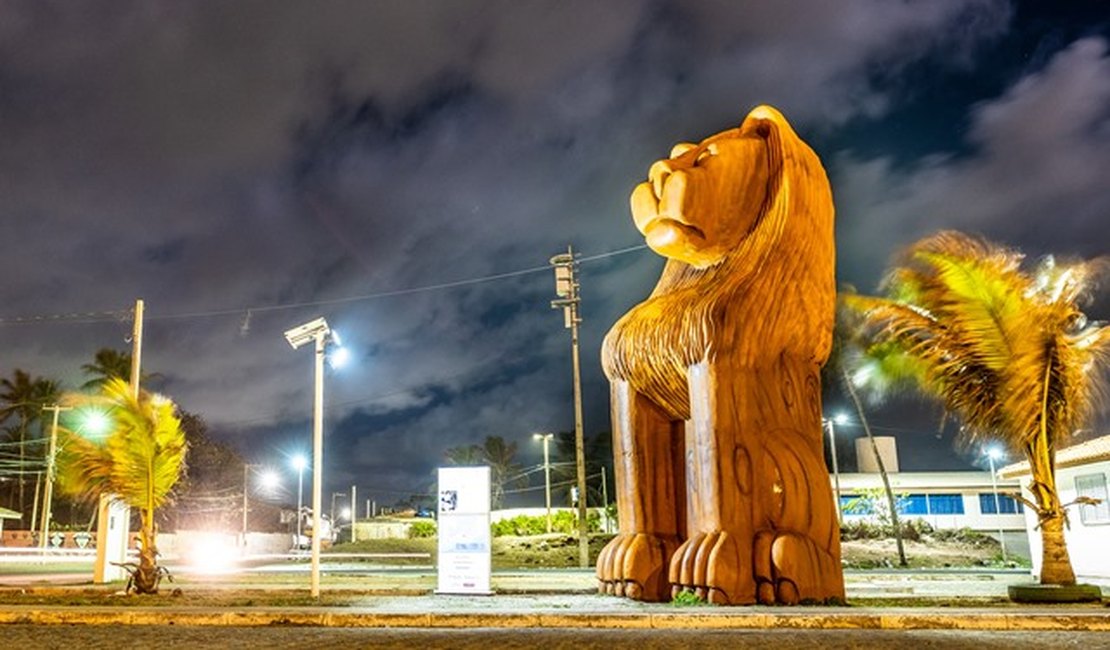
(134, 508), (160, 594)
(1028, 352), (1077, 585)
(842, 369), (908, 567)
(1026, 436), (1077, 585)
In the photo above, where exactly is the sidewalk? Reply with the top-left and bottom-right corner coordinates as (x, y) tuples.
(1, 567), (1106, 631)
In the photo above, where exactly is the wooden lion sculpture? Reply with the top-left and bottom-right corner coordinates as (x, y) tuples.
(596, 105), (843, 605)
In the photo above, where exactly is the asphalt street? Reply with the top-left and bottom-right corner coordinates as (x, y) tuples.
(3, 625), (1109, 650)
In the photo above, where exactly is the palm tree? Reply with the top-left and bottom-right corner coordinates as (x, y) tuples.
(0, 369), (61, 513)
(444, 436), (523, 509)
(80, 349), (133, 391)
(844, 231), (1109, 586)
(56, 378), (187, 594)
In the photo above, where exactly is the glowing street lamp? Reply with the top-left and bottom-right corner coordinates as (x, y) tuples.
(242, 464), (277, 544)
(985, 446), (1008, 563)
(292, 454), (307, 546)
(823, 412), (849, 523)
(533, 433), (554, 534)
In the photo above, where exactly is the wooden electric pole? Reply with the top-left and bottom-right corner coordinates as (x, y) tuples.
(551, 246), (590, 568)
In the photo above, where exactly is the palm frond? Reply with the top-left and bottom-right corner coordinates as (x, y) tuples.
(55, 378), (187, 512)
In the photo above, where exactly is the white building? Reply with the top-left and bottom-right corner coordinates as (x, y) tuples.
(833, 470), (1028, 556)
(999, 435), (1110, 584)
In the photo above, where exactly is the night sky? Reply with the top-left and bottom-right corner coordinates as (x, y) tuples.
(1, 1), (1107, 509)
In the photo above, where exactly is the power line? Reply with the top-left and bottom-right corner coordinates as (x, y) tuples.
(0, 244), (649, 326)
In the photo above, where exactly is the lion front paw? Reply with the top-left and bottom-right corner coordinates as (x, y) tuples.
(596, 532), (679, 602)
(753, 530), (844, 605)
(667, 530), (752, 605)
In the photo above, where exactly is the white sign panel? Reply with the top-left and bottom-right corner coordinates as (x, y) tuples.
(436, 466), (492, 595)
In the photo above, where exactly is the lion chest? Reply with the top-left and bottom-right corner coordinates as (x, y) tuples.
(602, 291), (719, 420)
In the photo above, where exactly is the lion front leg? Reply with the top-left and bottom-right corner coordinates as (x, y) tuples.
(597, 379), (685, 602)
(668, 361), (756, 605)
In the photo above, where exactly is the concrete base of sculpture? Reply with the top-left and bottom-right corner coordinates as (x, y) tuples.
(1007, 583), (1103, 603)
(596, 105), (844, 605)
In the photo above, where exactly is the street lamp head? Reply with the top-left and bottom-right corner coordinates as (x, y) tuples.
(533, 432), (553, 441)
(986, 447), (1004, 461)
(80, 409), (110, 437)
(259, 470), (280, 492)
(292, 454), (307, 471)
(328, 345), (350, 369)
(284, 317), (331, 349)
(833, 413), (849, 426)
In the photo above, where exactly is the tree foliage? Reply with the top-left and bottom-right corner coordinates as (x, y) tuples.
(843, 231), (1109, 585)
(444, 435), (523, 509)
(0, 368), (60, 513)
(56, 378), (187, 593)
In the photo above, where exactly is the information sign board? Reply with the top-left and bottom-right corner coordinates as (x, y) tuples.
(436, 466), (492, 595)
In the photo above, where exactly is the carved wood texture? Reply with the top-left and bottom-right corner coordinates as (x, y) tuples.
(596, 105), (843, 605)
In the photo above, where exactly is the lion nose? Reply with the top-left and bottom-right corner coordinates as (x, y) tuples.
(649, 160), (677, 198)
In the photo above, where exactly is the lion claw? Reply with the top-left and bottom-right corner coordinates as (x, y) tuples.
(596, 532), (678, 602)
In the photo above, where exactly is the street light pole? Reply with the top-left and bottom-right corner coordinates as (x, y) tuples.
(987, 448), (1008, 563)
(310, 332), (325, 598)
(292, 455), (306, 548)
(824, 415), (845, 524)
(551, 246), (590, 569)
(285, 317), (340, 599)
(533, 433), (553, 534)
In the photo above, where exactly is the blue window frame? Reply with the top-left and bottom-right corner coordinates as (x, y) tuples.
(979, 493), (1024, 514)
(926, 494), (965, 514)
(899, 494), (928, 515)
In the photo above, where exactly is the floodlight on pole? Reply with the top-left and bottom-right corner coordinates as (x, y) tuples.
(284, 316), (340, 599)
(985, 446), (1008, 563)
(533, 433), (554, 534)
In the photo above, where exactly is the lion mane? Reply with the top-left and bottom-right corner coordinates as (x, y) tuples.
(602, 105), (836, 422)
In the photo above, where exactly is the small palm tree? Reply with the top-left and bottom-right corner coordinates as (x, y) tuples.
(0, 369), (61, 512)
(444, 436), (523, 509)
(845, 231), (1109, 585)
(56, 378), (187, 593)
(80, 349), (134, 391)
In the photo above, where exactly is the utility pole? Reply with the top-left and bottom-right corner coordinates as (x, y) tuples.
(39, 405), (70, 552)
(95, 298), (142, 583)
(551, 246), (589, 568)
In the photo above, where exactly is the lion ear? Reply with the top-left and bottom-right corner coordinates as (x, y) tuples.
(670, 142), (697, 158)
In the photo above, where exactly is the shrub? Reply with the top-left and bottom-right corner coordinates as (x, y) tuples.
(408, 520), (437, 538)
(490, 511), (605, 537)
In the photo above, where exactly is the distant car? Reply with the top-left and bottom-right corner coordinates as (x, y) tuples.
(416, 508), (435, 519)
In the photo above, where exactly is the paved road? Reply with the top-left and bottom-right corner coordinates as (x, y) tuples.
(5, 625), (1108, 649)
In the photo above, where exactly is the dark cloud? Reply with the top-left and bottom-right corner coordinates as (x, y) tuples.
(0, 0), (1104, 505)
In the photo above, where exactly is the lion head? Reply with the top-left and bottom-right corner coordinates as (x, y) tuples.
(603, 105), (835, 401)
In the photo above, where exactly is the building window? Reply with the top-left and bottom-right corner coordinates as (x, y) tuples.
(926, 494), (965, 515)
(978, 493), (1024, 514)
(1074, 474), (1110, 525)
(840, 494), (872, 515)
(899, 494), (928, 515)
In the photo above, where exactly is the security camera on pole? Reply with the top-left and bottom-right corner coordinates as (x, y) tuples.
(550, 246), (590, 568)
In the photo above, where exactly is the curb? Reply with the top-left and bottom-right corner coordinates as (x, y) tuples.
(2, 607), (1110, 631)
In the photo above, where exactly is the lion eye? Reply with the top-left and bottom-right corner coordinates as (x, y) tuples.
(695, 148), (715, 165)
